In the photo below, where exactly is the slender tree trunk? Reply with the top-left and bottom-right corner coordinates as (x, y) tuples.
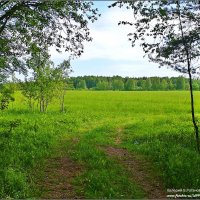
(45, 100), (48, 112)
(29, 97), (32, 110)
(188, 70), (200, 153)
(40, 97), (45, 112)
(61, 94), (65, 112)
(42, 98), (45, 112)
(176, 1), (200, 153)
(40, 99), (42, 112)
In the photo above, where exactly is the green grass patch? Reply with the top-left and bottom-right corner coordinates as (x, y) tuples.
(67, 137), (145, 199)
(1, 91), (200, 198)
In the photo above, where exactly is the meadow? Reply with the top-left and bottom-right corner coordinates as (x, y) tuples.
(1, 91), (200, 198)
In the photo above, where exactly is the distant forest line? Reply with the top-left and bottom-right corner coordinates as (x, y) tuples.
(68, 76), (200, 91)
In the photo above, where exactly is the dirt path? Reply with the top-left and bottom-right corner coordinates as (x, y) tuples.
(37, 156), (83, 199)
(104, 146), (166, 199)
(36, 130), (166, 199)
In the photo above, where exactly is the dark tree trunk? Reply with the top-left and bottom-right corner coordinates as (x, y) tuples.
(177, 0), (200, 153)
(188, 70), (200, 153)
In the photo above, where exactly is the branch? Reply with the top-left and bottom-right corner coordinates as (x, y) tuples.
(0, 15), (8, 34)
(0, 2), (22, 22)
(0, 0), (9, 8)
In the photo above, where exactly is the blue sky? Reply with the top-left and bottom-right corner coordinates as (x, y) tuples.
(50, 1), (181, 78)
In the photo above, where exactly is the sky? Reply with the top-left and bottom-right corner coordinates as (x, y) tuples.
(50, 1), (181, 78)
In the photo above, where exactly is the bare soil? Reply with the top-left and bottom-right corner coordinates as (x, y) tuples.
(37, 156), (84, 199)
(104, 146), (167, 199)
(36, 133), (166, 199)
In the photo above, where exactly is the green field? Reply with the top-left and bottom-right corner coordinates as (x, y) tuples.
(1, 91), (200, 198)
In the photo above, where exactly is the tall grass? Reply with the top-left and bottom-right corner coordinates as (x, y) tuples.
(1, 91), (200, 198)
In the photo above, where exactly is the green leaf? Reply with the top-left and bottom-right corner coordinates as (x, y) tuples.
(159, 8), (167, 16)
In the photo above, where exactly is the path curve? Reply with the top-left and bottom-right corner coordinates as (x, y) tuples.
(104, 146), (166, 199)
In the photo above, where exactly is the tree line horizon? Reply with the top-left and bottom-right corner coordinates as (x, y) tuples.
(67, 75), (200, 91)
(1, 0), (200, 154)
(1, 1), (200, 197)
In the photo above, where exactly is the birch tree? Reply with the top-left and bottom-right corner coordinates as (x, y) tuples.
(110, 0), (200, 152)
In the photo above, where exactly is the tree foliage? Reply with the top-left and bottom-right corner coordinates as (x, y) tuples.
(0, 0), (99, 75)
(54, 59), (72, 112)
(110, 0), (200, 152)
(125, 79), (136, 91)
(0, 84), (14, 110)
(110, 0), (200, 73)
(112, 79), (124, 91)
(76, 80), (87, 90)
(70, 75), (199, 91)
(21, 52), (72, 112)
(96, 81), (111, 90)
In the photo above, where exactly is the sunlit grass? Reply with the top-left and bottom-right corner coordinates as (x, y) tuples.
(1, 91), (200, 198)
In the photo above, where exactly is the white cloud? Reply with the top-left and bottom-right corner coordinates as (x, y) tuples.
(50, 3), (181, 77)
(78, 6), (140, 61)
